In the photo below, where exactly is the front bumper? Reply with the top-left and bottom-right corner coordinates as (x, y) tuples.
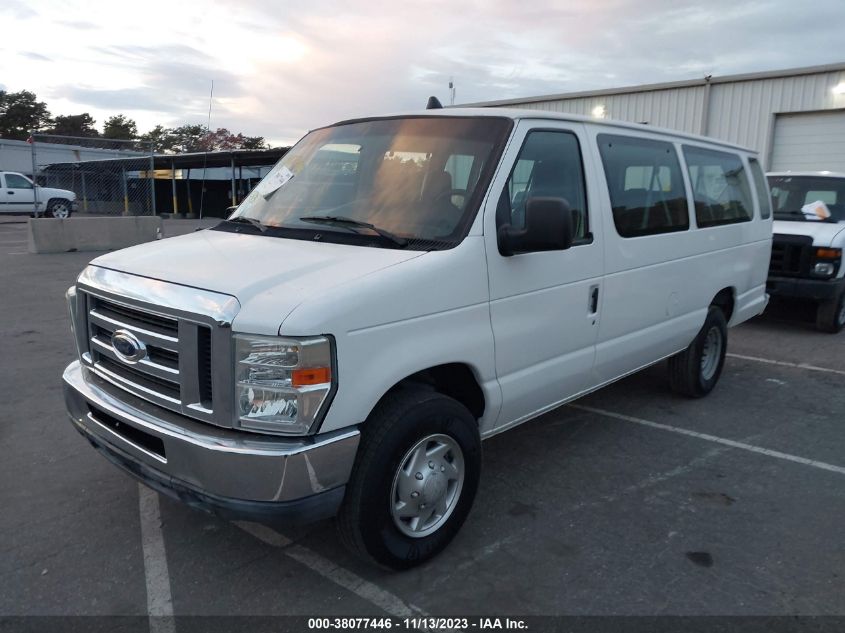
(63, 360), (360, 526)
(766, 275), (845, 302)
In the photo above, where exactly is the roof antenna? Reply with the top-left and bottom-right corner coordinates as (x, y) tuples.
(426, 96), (443, 110)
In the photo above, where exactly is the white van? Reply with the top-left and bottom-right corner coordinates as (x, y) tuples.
(63, 109), (771, 569)
(766, 171), (845, 332)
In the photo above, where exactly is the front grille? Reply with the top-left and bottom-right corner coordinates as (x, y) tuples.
(769, 234), (813, 277)
(197, 326), (213, 408)
(95, 299), (178, 337)
(97, 356), (181, 401)
(80, 291), (230, 426)
(73, 267), (238, 430)
(87, 296), (183, 408)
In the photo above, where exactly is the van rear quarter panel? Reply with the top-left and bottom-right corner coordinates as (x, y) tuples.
(279, 237), (501, 435)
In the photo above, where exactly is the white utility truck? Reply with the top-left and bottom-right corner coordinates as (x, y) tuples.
(766, 172), (845, 332)
(0, 171), (77, 217)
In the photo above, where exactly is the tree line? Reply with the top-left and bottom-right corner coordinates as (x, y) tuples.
(0, 89), (269, 152)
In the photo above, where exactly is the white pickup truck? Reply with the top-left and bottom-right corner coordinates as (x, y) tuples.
(767, 171), (845, 332)
(0, 171), (77, 217)
(63, 109), (771, 569)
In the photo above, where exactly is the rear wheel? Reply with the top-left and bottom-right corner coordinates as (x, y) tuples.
(337, 386), (481, 570)
(668, 306), (728, 397)
(816, 291), (845, 333)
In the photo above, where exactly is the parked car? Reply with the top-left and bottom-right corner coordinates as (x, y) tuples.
(766, 171), (845, 333)
(63, 109), (772, 569)
(0, 171), (77, 218)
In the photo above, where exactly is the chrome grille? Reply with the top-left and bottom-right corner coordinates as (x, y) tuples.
(73, 266), (240, 429)
(88, 296), (183, 404)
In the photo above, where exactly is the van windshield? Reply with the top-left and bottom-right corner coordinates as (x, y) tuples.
(767, 175), (845, 223)
(226, 116), (513, 249)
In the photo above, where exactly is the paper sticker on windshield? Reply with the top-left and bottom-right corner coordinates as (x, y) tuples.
(801, 200), (831, 221)
(259, 165), (294, 198)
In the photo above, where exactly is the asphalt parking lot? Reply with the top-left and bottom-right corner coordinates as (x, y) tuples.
(1, 217), (844, 628)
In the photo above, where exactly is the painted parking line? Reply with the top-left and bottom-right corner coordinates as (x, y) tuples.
(727, 352), (845, 377)
(138, 484), (176, 633)
(569, 404), (845, 477)
(235, 521), (424, 620)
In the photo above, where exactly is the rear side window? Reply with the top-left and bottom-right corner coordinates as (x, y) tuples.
(748, 158), (771, 219)
(683, 146), (753, 227)
(597, 134), (689, 238)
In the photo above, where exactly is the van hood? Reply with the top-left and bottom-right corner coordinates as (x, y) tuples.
(772, 220), (845, 247)
(90, 228), (424, 334)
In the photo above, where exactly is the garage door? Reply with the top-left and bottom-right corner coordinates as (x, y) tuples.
(770, 110), (845, 172)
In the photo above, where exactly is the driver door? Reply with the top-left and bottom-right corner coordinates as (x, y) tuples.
(484, 121), (604, 434)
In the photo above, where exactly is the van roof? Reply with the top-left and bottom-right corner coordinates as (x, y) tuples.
(333, 107), (756, 154)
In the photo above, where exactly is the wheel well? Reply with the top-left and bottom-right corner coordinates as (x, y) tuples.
(711, 287), (735, 322)
(389, 363), (485, 420)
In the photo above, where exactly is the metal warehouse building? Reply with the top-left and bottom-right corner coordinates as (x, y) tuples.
(469, 62), (845, 172)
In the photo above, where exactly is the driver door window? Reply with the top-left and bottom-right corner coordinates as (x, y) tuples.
(5, 174), (33, 189)
(496, 130), (589, 242)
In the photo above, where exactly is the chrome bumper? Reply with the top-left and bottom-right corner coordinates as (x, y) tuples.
(63, 360), (360, 524)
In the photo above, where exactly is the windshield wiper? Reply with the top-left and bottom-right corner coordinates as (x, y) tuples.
(226, 216), (268, 232)
(298, 215), (408, 247)
(774, 210), (836, 222)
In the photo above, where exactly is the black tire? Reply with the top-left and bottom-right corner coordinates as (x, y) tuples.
(668, 306), (728, 398)
(816, 291), (845, 333)
(337, 386), (481, 570)
(46, 199), (72, 219)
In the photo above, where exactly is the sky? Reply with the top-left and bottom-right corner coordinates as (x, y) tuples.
(1, 0), (844, 147)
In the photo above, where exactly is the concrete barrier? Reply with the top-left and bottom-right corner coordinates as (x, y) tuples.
(28, 216), (163, 254)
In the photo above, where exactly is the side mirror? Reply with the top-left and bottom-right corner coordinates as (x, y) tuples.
(497, 197), (574, 256)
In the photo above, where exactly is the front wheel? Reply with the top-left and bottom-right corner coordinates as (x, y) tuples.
(337, 387), (481, 570)
(46, 199), (72, 219)
(816, 291), (845, 333)
(668, 306), (728, 397)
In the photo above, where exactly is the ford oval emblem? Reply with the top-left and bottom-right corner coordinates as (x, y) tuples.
(111, 329), (147, 364)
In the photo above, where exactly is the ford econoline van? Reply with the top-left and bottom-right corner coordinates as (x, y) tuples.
(63, 109), (771, 569)
(766, 171), (845, 333)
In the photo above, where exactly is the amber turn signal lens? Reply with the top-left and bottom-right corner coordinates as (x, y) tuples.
(815, 248), (842, 259)
(291, 367), (331, 387)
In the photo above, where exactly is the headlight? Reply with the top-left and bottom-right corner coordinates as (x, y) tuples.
(813, 262), (835, 277)
(234, 334), (334, 435)
(812, 247), (841, 278)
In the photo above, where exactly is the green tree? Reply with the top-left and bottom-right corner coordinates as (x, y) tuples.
(0, 90), (52, 140)
(169, 124), (208, 152)
(239, 135), (268, 150)
(102, 114), (138, 140)
(139, 125), (174, 152)
(50, 113), (99, 137)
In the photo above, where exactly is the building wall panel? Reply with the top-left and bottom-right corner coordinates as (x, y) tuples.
(487, 65), (845, 169)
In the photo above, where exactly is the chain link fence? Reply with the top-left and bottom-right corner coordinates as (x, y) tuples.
(31, 134), (155, 216)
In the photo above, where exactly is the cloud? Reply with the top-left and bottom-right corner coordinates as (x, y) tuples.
(57, 19), (98, 30)
(20, 52), (51, 62)
(4, 0), (845, 145)
(0, 1), (37, 19)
